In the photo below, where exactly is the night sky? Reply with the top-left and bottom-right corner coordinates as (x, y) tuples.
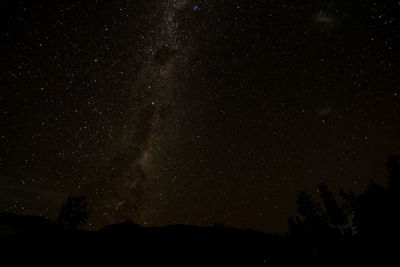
(1, 0), (399, 234)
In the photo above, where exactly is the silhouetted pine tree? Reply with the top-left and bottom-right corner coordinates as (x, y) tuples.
(288, 155), (400, 264)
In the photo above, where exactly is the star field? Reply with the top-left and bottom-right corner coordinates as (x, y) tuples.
(1, 0), (399, 233)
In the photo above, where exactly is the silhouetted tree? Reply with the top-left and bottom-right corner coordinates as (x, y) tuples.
(56, 196), (89, 230)
(319, 185), (346, 225)
(289, 187), (352, 231)
(386, 155), (400, 191)
(288, 155), (400, 264)
(296, 191), (325, 224)
(351, 156), (400, 239)
(288, 186), (352, 262)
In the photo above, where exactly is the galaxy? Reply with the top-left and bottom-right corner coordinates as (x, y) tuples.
(1, 0), (399, 234)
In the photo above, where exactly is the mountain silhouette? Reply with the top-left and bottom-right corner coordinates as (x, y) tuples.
(1, 213), (287, 266)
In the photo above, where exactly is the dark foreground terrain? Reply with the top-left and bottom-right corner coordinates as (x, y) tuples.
(1, 213), (287, 266)
(2, 157), (400, 266)
(1, 211), (399, 266)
